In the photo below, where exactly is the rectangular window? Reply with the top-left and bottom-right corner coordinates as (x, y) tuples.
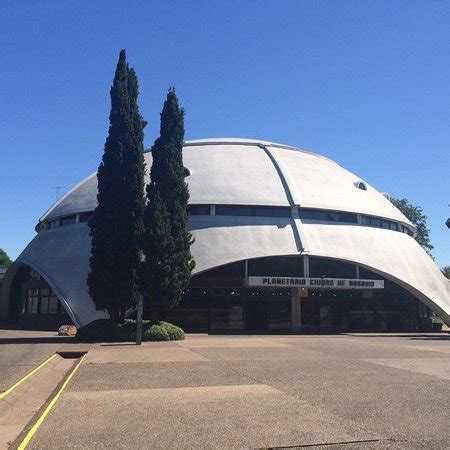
(300, 209), (357, 223)
(29, 297), (39, 314)
(248, 256), (304, 277)
(30, 270), (41, 281)
(48, 297), (59, 314)
(79, 212), (93, 223)
(254, 206), (290, 218)
(215, 205), (290, 218)
(253, 206), (269, 217)
(370, 217), (382, 227)
(187, 205), (210, 216)
(402, 226), (413, 236)
(390, 222), (398, 231)
(299, 209), (313, 220)
(48, 219), (60, 228)
(382, 220), (390, 229)
(309, 257), (356, 279)
(339, 212), (358, 223)
(215, 205), (233, 216)
(312, 210), (328, 221)
(328, 212), (340, 222)
(271, 207), (291, 218)
(40, 297), (50, 314)
(216, 205), (248, 216)
(40, 287), (50, 296)
(60, 215), (77, 226)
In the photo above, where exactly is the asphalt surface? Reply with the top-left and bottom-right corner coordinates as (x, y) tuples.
(18, 334), (450, 448)
(0, 329), (74, 392)
(4, 332), (450, 448)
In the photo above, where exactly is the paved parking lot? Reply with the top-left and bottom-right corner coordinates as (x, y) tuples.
(7, 332), (446, 449)
(0, 329), (72, 392)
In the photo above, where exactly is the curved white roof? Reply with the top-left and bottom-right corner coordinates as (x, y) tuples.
(3, 138), (448, 328)
(40, 138), (413, 226)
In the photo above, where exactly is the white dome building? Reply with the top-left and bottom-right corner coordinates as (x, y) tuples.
(2, 138), (449, 332)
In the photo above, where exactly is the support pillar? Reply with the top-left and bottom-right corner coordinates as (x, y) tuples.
(291, 288), (302, 332)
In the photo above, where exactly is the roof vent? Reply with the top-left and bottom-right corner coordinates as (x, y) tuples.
(354, 181), (367, 191)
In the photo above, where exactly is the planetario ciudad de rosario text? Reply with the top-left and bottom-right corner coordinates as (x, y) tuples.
(2, 138), (449, 332)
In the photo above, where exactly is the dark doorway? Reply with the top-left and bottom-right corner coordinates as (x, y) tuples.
(246, 300), (268, 331)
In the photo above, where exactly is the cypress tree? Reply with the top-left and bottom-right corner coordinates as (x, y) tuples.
(88, 50), (146, 323)
(141, 89), (195, 319)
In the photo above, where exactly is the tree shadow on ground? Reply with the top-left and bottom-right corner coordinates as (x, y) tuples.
(407, 335), (450, 341)
(0, 337), (74, 344)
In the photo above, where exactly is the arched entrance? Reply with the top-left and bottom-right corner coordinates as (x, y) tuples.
(1, 263), (73, 330)
(162, 256), (437, 333)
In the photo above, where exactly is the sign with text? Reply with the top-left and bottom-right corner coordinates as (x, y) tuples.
(246, 276), (384, 289)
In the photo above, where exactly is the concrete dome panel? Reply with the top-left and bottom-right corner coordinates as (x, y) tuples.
(268, 145), (412, 224)
(182, 143), (290, 206)
(11, 225), (108, 327)
(189, 216), (299, 273)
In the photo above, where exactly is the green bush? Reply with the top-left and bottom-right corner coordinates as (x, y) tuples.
(76, 319), (116, 342)
(143, 324), (170, 341)
(76, 319), (184, 342)
(158, 321), (185, 340)
(115, 321), (136, 341)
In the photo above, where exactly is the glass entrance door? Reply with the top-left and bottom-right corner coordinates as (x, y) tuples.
(245, 299), (268, 331)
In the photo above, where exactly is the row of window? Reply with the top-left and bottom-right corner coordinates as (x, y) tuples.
(362, 215), (397, 231)
(361, 215), (413, 235)
(187, 204), (414, 236)
(40, 206), (414, 237)
(188, 204), (291, 218)
(25, 287), (62, 315)
(299, 209), (357, 223)
(43, 212), (93, 230)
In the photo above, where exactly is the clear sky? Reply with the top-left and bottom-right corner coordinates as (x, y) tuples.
(1, 1), (449, 267)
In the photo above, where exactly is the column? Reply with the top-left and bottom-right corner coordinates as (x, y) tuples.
(291, 288), (302, 332)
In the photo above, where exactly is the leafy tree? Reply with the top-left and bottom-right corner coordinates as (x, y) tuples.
(442, 266), (450, 279)
(0, 249), (12, 268)
(88, 50), (146, 323)
(390, 197), (434, 256)
(141, 89), (195, 320)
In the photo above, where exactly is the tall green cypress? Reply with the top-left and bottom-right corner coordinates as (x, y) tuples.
(141, 89), (195, 318)
(88, 50), (146, 323)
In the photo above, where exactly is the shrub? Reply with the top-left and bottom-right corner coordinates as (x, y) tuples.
(158, 321), (185, 341)
(143, 324), (170, 341)
(76, 319), (184, 342)
(76, 319), (116, 342)
(115, 321), (136, 341)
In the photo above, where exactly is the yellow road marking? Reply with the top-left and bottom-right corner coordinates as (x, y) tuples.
(0, 353), (57, 399)
(18, 353), (86, 450)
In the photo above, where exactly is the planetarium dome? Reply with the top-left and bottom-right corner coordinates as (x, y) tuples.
(2, 138), (449, 330)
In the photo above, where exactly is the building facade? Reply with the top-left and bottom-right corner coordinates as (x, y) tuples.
(2, 138), (449, 331)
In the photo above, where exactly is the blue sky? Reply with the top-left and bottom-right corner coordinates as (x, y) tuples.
(1, 1), (449, 266)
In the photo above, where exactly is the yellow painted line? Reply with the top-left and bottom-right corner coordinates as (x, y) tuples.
(18, 353), (86, 450)
(0, 353), (57, 399)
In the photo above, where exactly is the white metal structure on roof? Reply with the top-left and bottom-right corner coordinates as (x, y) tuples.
(2, 138), (449, 327)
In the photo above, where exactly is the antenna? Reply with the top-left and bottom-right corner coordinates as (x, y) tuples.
(51, 186), (66, 201)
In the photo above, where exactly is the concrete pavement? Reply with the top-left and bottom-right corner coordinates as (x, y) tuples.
(0, 329), (75, 393)
(18, 333), (450, 449)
